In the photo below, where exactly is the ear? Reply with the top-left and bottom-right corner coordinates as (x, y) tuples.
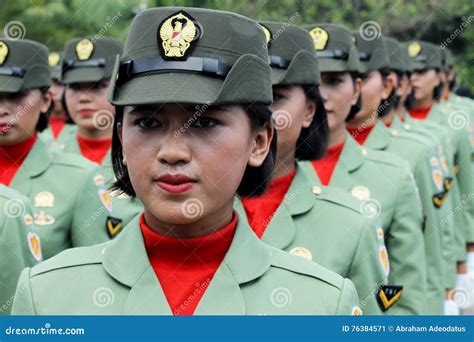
(40, 90), (52, 113)
(381, 73), (396, 100)
(248, 122), (274, 168)
(351, 78), (363, 105)
(302, 99), (316, 128)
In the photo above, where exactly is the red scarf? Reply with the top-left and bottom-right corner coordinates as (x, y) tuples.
(346, 124), (375, 145)
(241, 169), (296, 239)
(0, 134), (37, 185)
(140, 212), (237, 315)
(48, 115), (67, 139)
(311, 140), (345, 186)
(409, 105), (432, 121)
(384, 120), (392, 128)
(77, 135), (112, 165)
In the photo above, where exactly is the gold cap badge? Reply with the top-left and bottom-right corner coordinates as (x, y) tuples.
(48, 52), (60, 66)
(260, 24), (272, 46)
(158, 11), (199, 60)
(76, 39), (94, 61)
(34, 191), (54, 208)
(0, 41), (9, 65)
(408, 41), (421, 58)
(309, 27), (329, 51)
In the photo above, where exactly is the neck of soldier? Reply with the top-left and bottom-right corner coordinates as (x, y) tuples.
(381, 111), (395, 125)
(328, 124), (346, 148)
(273, 147), (296, 180)
(346, 110), (377, 130)
(78, 126), (113, 140)
(143, 201), (235, 238)
(395, 100), (406, 118)
(414, 94), (433, 108)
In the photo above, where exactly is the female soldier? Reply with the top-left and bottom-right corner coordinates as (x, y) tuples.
(12, 7), (360, 315)
(58, 36), (142, 225)
(237, 22), (386, 315)
(298, 24), (427, 315)
(0, 39), (122, 259)
(0, 185), (40, 315)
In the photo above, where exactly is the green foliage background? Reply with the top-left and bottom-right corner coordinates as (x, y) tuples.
(1, 0), (473, 90)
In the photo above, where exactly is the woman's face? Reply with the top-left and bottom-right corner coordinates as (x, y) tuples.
(271, 85), (315, 161)
(319, 72), (360, 133)
(65, 79), (115, 130)
(119, 103), (273, 230)
(410, 69), (440, 103)
(49, 80), (65, 115)
(0, 89), (51, 146)
(355, 71), (387, 123)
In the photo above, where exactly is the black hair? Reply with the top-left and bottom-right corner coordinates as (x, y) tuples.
(377, 68), (398, 118)
(295, 85), (328, 161)
(110, 103), (277, 198)
(35, 87), (52, 132)
(60, 90), (76, 124)
(345, 72), (362, 122)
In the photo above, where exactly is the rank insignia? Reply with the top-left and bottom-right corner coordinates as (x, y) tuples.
(76, 39), (94, 61)
(377, 285), (403, 311)
(289, 246), (313, 261)
(158, 11), (200, 60)
(444, 177), (454, 191)
(408, 41), (421, 57)
(48, 52), (60, 66)
(432, 191), (447, 208)
(351, 185), (371, 201)
(27, 232), (42, 262)
(106, 216), (123, 238)
(351, 306), (363, 316)
(309, 27), (329, 51)
(34, 191), (55, 208)
(93, 174), (105, 186)
(33, 211), (55, 226)
(23, 214), (34, 226)
(379, 245), (390, 277)
(0, 41), (9, 65)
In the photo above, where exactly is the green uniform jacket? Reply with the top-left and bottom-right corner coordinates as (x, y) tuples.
(42, 130), (143, 227)
(400, 113), (469, 264)
(12, 215), (360, 315)
(40, 123), (78, 149)
(235, 167), (386, 315)
(428, 104), (474, 244)
(365, 120), (456, 291)
(0, 185), (40, 315)
(299, 134), (428, 314)
(9, 139), (121, 260)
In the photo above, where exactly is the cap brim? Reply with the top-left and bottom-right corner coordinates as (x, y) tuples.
(0, 76), (24, 93)
(62, 67), (107, 84)
(270, 68), (286, 85)
(318, 58), (351, 73)
(111, 72), (224, 106)
(411, 61), (426, 71)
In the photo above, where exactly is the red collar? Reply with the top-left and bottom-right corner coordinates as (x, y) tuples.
(311, 140), (345, 186)
(346, 124), (375, 145)
(0, 133), (37, 185)
(409, 105), (432, 120)
(77, 134), (112, 164)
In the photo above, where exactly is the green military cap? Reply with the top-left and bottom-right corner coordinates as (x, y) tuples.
(383, 37), (405, 73)
(303, 24), (361, 73)
(48, 51), (61, 81)
(60, 37), (123, 84)
(353, 32), (389, 73)
(406, 40), (443, 71)
(400, 42), (414, 73)
(259, 21), (319, 86)
(0, 39), (51, 93)
(109, 7), (272, 106)
(442, 47), (454, 71)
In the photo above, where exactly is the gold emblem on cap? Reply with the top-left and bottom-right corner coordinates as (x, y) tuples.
(76, 39), (94, 61)
(351, 185), (371, 201)
(309, 27), (329, 51)
(261, 24), (272, 45)
(34, 191), (55, 208)
(408, 42), (421, 58)
(290, 247), (313, 260)
(159, 12), (197, 59)
(48, 52), (60, 66)
(0, 41), (9, 65)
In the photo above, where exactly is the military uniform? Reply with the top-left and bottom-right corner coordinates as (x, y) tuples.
(300, 24), (427, 315)
(0, 185), (40, 315)
(12, 7), (360, 315)
(0, 39), (125, 259)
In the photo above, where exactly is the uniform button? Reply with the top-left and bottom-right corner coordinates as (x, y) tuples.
(290, 247), (313, 260)
(351, 185), (371, 200)
(361, 148), (368, 155)
(404, 123), (411, 130)
(311, 186), (322, 195)
(390, 130), (399, 136)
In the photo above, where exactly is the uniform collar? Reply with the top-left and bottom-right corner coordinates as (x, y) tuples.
(102, 212), (272, 314)
(364, 120), (391, 150)
(10, 139), (52, 195)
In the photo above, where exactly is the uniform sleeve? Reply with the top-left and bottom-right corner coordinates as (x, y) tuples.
(346, 216), (385, 315)
(335, 278), (360, 315)
(71, 167), (113, 247)
(11, 268), (36, 315)
(387, 164), (427, 315)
